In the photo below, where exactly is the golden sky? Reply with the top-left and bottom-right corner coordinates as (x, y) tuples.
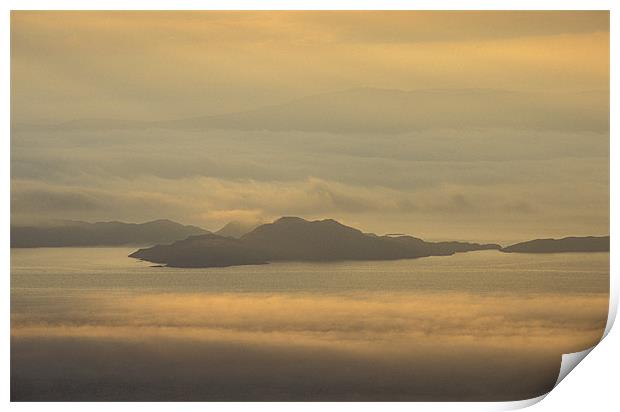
(10, 11), (609, 242)
(11, 11), (609, 122)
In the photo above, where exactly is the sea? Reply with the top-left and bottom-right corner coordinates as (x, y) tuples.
(10, 248), (609, 401)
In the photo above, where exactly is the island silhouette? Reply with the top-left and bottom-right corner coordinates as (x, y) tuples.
(501, 236), (609, 253)
(129, 216), (499, 267)
(11, 216), (609, 265)
(126, 216), (609, 268)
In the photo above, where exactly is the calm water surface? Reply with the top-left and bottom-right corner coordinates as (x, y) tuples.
(11, 248), (609, 401)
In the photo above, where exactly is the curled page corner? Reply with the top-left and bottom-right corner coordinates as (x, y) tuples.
(510, 287), (618, 409)
(554, 347), (595, 388)
(603, 280), (618, 338)
(546, 289), (617, 389)
(498, 393), (548, 410)
(496, 347), (596, 411)
(501, 295), (615, 411)
(552, 289), (615, 389)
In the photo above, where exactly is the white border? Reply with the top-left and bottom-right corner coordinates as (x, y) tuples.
(2, 1), (617, 411)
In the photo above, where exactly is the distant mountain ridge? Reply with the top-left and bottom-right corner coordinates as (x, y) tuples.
(501, 236), (609, 253)
(11, 219), (209, 248)
(17, 87), (608, 134)
(215, 220), (262, 239)
(129, 216), (501, 268)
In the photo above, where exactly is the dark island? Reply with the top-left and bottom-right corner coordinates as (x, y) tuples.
(501, 236), (609, 253)
(129, 216), (501, 268)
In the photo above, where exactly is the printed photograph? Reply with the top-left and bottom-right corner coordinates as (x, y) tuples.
(10, 10), (610, 401)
